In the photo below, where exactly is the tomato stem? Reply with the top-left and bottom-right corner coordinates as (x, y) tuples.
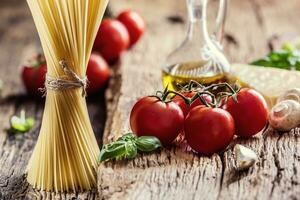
(187, 80), (206, 91)
(190, 91), (217, 108)
(151, 81), (239, 107)
(181, 81), (240, 107)
(163, 90), (191, 105)
(29, 54), (46, 68)
(204, 82), (237, 96)
(150, 85), (191, 104)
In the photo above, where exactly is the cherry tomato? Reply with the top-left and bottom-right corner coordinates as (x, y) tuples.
(130, 96), (184, 146)
(93, 19), (130, 63)
(21, 54), (47, 97)
(185, 106), (235, 155)
(224, 88), (268, 137)
(172, 91), (212, 117)
(86, 53), (110, 95)
(117, 10), (145, 47)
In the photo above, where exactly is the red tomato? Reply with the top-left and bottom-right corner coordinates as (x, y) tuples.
(93, 19), (130, 63)
(117, 10), (145, 46)
(86, 53), (110, 95)
(130, 96), (184, 146)
(224, 88), (268, 137)
(21, 54), (47, 97)
(172, 91), (212, 117)
(185, 106), (235, 155)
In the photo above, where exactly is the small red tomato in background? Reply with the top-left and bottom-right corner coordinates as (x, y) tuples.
(86, 53), (110, 95)
(172, 91), (212, 117)
(224, 88), (268, 138)
(184, 106), (235, 155)
(93, 19), (130, 63)
(117, 10), (145, 47)
(130, 96), (184, 146)
(22, 54), (47, 97)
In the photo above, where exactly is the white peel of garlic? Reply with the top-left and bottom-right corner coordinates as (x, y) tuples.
(234, 144), (258, 171)
(269, 100), (300, 131)
(278, 88), (300, 104)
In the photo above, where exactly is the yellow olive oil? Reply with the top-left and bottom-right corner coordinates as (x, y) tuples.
(162, 61), (229, 91)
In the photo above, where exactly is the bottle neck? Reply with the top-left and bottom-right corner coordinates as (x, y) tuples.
(186, 0), (204, 39)
(187, 0), (203, 22)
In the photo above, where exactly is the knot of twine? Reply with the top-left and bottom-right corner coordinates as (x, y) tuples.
(41, 59), (87, 97)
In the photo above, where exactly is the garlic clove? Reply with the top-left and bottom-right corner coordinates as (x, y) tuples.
(234, 144), (258, 171)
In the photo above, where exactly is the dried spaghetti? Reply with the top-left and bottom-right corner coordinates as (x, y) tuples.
(26, 0), (108, 192)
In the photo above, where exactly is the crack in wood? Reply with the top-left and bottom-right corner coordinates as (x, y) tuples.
(217, 153), (226, 200)
(270, 131), (290, 198)
(248, 0), (264, 27)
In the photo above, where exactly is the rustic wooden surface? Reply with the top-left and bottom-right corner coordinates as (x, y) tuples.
(98, 0), (300, 200)
(0, 0), (106, 199)
(0, 0), (300, 199)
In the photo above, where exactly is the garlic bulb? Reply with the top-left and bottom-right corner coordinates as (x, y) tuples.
(234, 144), (258, 171)
(269, 100), (300, 131)
(278, 88), (300, 103)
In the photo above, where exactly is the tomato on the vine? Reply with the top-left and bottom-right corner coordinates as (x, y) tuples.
(224, 88), (268, 138)
(93, 19), (130, 63)
(172, 91), (212, 117)
(86, 53), (110, 95)
(21, 54), (47, 97)
(130, 96), (184, 146)
(184, 106), (235, 155)
(117, 10), (145, 47)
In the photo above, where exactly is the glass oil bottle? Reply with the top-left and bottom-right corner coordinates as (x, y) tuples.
(162, 0), (230, 91)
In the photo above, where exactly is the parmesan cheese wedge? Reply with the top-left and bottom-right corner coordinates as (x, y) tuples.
(231, 63), (300, 108)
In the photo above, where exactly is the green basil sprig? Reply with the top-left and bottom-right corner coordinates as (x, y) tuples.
(99, 133), (161, 162)
(250, 42), (300, 71)
(10, 110), (35, 134)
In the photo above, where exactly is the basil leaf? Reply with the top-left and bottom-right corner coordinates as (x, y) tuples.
(136, 136), (162, 152)
(118, 133), (136, 142)
(98, 134), (161, 163)
(250, 47), (300, 71)
(282, 43), (294, 52)
(99, 138), (138, 162)
(99, 141), (127, 162)
(124, 140), (137, 159)
(10, 110), (35, 134)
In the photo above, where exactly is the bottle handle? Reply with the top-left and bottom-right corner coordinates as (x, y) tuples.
(201, 0), (231, 73)
(215, 0), (227, 42)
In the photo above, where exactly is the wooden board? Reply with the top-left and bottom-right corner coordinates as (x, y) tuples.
(98, 0), (300, 200)
(0, 0), (300, 199)
(0, 0), (106, 199)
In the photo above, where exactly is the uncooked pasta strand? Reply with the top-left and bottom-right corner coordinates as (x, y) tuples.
(26, 0), (108, 192)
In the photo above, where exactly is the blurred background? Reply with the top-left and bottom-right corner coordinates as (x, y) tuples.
(1, 0), (300, 97)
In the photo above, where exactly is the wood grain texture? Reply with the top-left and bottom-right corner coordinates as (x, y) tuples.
(98, 0), (300, 199)
(0, 0), (300, 199)
(0, 0), (106, 199)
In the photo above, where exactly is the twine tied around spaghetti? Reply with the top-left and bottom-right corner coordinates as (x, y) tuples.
(41, 59), (87, 97)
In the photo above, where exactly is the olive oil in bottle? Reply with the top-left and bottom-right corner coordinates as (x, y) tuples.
(162, 0), (231, 91)
(162, 61), (228, 91)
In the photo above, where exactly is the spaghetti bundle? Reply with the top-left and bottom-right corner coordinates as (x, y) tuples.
(26, 0), (108, 192)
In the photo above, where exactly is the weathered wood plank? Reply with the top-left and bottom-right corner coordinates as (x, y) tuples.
(98, 0), (300, 199)
(1, 0), (300, 199)
(219, 1), (300, 199)
(0, 0), (106, 199)
(99, 1), (222, 199)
